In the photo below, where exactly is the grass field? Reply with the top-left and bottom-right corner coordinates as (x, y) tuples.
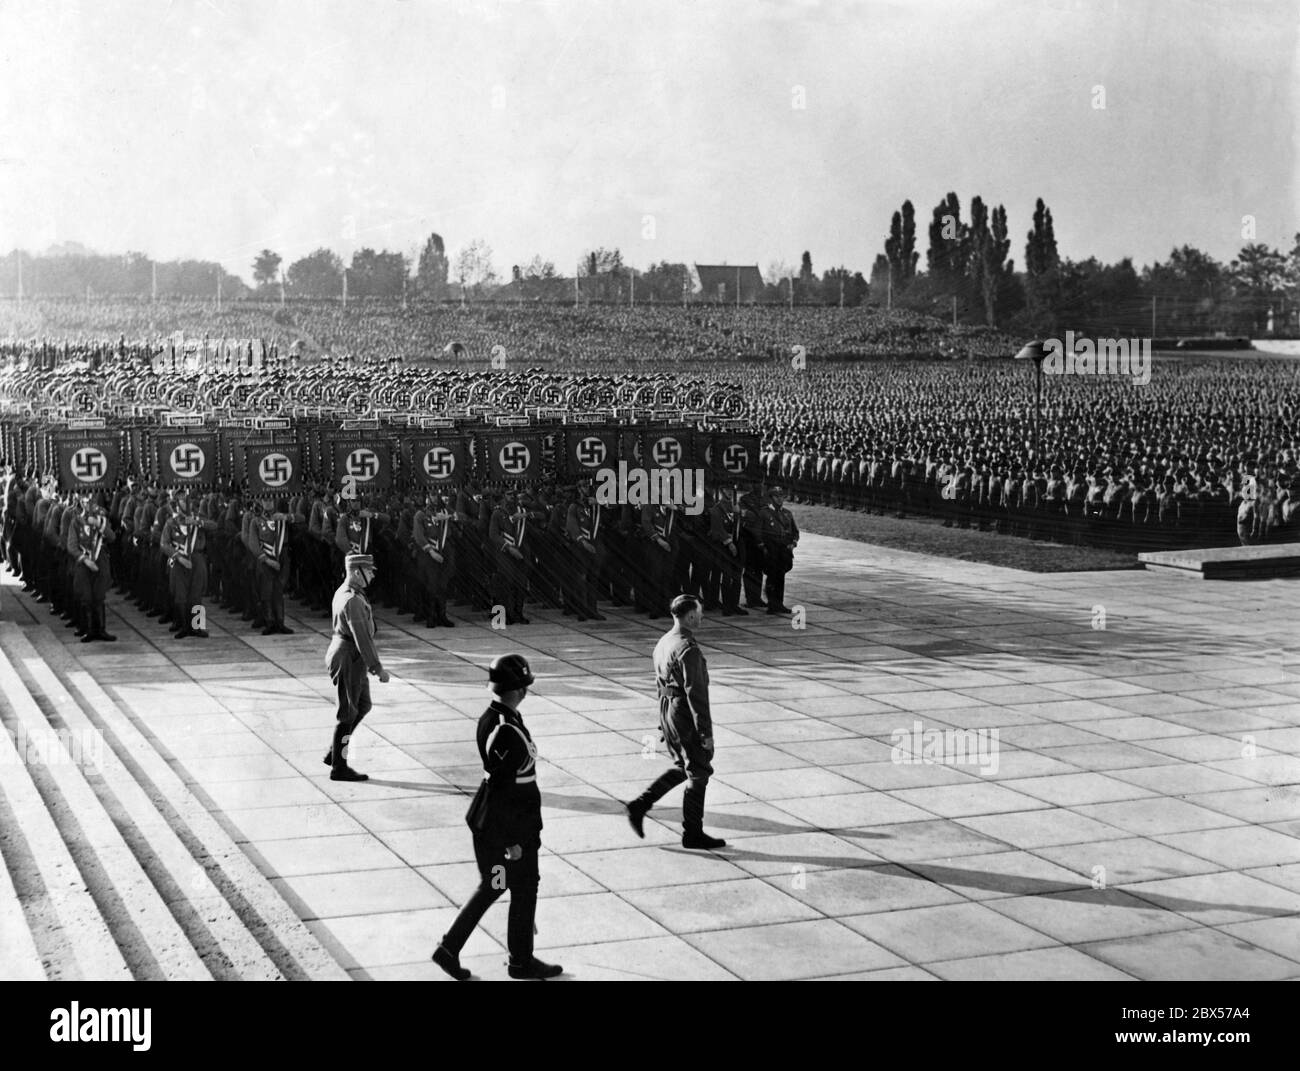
(789, 503), (1141, 573)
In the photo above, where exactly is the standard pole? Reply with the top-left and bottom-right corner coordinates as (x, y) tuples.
(1151, 295), (1156, 338)
(952, 295), (957, 327)
(342, 269), (348, 308)
(887, 262), (892, 311)
(1034, 360), (1042, 461)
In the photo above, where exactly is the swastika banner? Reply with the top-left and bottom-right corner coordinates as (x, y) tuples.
(637, 427), (696, 472)
(481, 431), (543, 482)
(153, 431), (218, 487)
(56, 433), (120, 491)
(406, 435), (470, 488)
(331, 438), (394, 491)
(706, 432), (760, 480)
(561, 427), (620, 479)
(242, 442), (303, 494)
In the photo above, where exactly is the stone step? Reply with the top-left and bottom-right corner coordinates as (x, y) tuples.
(0, 645), (133, 980)
(1139, 543), (1300, 579)
(17, 622), (350, 981)
(0, 814), (44, 979)
(1, 623), (284, 980)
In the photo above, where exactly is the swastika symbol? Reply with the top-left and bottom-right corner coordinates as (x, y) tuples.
(346, 448), (380, 481)
(259, 453), (292, 487)
(652, 437), (682, 467)
(498, 442), (531, 475)
(423, 447), (457, 479)
(71, 448), (107, 482)
(170, 443), (206, 478)
(722, 444), (749, 474)
(575, 437), (607, 468)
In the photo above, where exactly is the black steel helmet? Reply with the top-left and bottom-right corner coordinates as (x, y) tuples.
(488, 653), (535, 692)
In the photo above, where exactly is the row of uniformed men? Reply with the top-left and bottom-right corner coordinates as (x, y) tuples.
(1, 470), (801, 636)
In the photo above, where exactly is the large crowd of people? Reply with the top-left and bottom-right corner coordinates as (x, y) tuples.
(2, 297), (1296, 557)
(1, 297), (1023, 367)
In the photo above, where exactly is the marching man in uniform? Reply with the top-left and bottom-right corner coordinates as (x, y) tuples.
(323, 552), (390, 782)
(431, 653), (563, 982)
(161, 492), (217, 639)
(624, 594), (726, 851)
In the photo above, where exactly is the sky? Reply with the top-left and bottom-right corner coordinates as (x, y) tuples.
(0, 0), (1296, 283)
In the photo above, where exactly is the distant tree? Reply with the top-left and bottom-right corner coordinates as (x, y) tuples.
(968, 198), (1012, 326)
(578, 248), (624, 300)
(416, 232), (449, 299)
(1142, 245), (1227, 335)
(522, 255), (556, 279)
(1229, 243), (1289, 334)
(639, 261), (692, 303)
(869, 254), (891, 303)
(253, 250), (282, 289)
(348, 248), (408, 297)
(884, 201), (919, 288)
(1023, 198), (1061, 331)
(453, 238), (497, 297)
(821, 266), (869, 306)
(927, 192), (968, 290)
(286, 248), (344, 297)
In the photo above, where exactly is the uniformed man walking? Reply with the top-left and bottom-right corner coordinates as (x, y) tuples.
(624, 594), (726, 850)
(323, 552), (391, 782)
(431, 654), (564, 982)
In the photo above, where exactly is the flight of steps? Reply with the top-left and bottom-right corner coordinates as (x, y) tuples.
(0, 619), (350, 981)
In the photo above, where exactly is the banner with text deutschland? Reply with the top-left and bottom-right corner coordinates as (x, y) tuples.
(482, 430), (543, 482)
(707, 431), (761, 480)
(55, 432), (121, 492)
(561, 427), (621, 481)
(243, 442), (303, 495)
(406, 435), (470, 488)
(331, 437), (394, 492)
(153, 431), (218, 487)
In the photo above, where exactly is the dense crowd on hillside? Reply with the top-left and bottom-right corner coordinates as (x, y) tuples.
(2, 298), (1294, 551)
(1, 297), (1024, 366)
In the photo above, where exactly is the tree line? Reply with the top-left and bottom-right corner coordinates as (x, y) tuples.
(3, 210), (1298, 336)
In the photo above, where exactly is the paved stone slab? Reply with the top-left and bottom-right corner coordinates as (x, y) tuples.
(9, 528), (1299, 980)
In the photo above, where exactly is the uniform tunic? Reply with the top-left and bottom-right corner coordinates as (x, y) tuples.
(325, 580), (383, 725)
(653, 625), (714, 781)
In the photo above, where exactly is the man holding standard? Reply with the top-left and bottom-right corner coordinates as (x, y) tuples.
(624, 594), (726, 850)
(323, 552), (390, 782)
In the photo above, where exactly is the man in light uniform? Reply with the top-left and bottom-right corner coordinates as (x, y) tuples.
(323, 553), (391, 782)
(623, 594), (726, 851)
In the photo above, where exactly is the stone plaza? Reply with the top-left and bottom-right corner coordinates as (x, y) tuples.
(1, 532), (1298, 981)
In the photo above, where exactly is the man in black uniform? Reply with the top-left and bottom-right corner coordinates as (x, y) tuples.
(431, 654), (563, 982)
(623, 594), (726, 850)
